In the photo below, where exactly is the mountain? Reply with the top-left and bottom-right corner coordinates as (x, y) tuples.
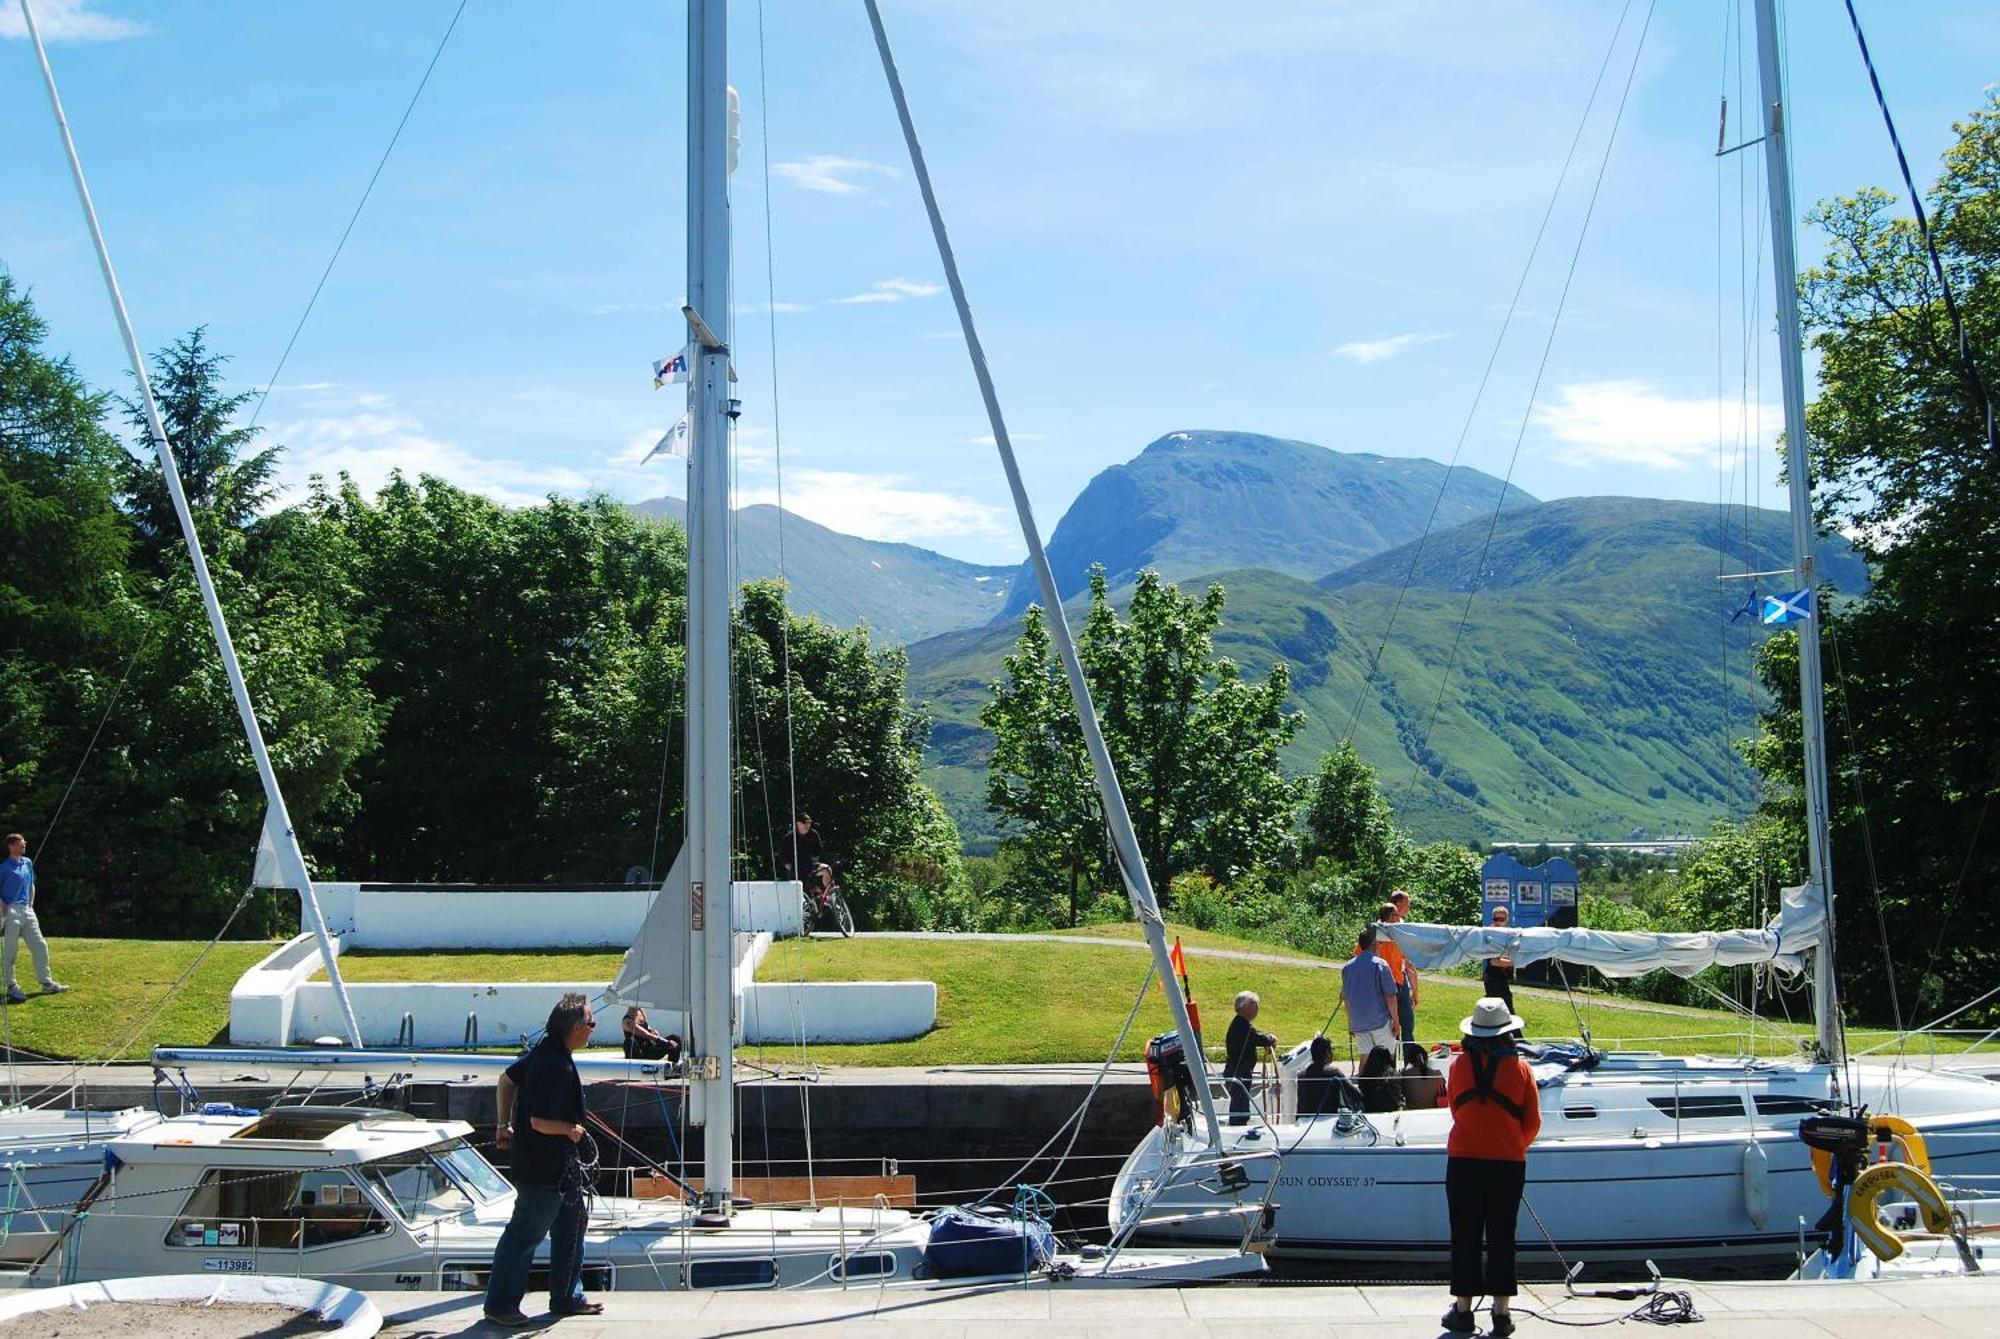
(999, 430), (1538, 618)
(913, 495), (1866, 848)
(630, 496), (1015, 645)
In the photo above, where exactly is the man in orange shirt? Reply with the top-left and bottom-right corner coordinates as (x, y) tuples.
(1375, 896), (1419, 1043)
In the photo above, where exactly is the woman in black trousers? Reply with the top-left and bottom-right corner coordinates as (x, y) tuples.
(1441, 998), (1541, 1336)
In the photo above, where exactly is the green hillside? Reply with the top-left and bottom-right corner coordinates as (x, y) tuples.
(996, 429), (1536, 618)
(631, 496), (1014, 644)
(913, 495), (1864, 847)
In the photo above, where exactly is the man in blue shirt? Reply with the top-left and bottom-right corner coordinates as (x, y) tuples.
(1333, 925), (1399, 1060)
(1, 834), (65, 1005)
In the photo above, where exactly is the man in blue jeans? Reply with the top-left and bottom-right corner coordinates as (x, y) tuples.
(484, 993), (602, 1327)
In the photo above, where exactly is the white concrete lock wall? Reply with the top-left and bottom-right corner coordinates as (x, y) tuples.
(234, 883), (938, 1047)
(311, 880), (804, 950)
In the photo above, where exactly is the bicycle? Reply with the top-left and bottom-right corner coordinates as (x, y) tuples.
(800, 867), (854, 938)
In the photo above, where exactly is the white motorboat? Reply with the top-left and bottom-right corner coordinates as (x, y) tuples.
(0, 1106), (164, 1265)
(37, 1105), (1261, 1292)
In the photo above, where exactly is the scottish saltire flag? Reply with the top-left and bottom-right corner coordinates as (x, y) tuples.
(1761, 589), (1812, 626)
(643, 413), (691, 464)
(652, 347), (691, 388)
(1729, 589), (1759, 623)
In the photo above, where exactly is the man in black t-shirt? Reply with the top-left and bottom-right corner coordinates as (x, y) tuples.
(484, 994), (601, 1327)
(781, 813), (830, 900)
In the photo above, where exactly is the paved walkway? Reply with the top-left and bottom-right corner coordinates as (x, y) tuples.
(377, 1276), (2000, 1336)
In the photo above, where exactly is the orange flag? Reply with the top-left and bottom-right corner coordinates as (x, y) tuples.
(1169, 936), (1187, 981)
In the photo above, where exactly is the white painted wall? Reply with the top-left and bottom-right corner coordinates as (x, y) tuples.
(311, 880), (804, 950)
(234, 881), (929, 1048)
(740, 980), (937, 1044)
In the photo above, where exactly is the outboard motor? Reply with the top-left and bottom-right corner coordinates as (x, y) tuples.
(1145, 1031), (1196, 1127)
(1800, 1113), (1872, 1256)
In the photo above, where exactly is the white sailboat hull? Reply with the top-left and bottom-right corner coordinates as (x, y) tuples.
(1113, 1056), (2000, 1264)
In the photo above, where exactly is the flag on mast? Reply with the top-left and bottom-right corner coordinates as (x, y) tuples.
(1761, 589), (1812, 626)
(652, 347), (691, 388)
(643, 412), (691, 463)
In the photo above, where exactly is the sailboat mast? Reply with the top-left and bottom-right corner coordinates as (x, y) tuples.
(21, 0), (362, 1049)
(1753, 0), (1841, 1063)
(685, 0), (737, 1214)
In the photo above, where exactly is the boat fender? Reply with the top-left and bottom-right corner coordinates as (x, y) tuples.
(1850, 1161), (1954, 1262)
(1812, 1114), (1929, 1198)
(1740, 1139), (1770, 1230)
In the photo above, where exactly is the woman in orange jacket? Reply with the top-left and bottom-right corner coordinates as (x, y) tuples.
(1441, 998), (1540, 1336)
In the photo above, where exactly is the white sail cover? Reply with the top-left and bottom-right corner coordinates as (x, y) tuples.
(1383, 883), (1824, 979)
(605, 843), (692, 1012)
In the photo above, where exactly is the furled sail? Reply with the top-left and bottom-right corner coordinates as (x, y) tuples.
(605, 842), (693, 1012)
(1382, 883), (1824, 979)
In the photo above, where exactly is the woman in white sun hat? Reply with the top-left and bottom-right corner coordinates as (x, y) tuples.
(1440, 997), (1540, 1337)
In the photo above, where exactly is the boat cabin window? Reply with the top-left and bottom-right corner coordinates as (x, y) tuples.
(830, 1251), (897, 1281)
(359, 1149), (475, 1224)
(1648, 1095), (1747, 1120)
(1753, 1095), (1831, 1117)
(167, 1168), (390, 1250)
(434, 1138), (512, 1203)
(686, 1258), (777, 1289)
(229, 1112), (369, 1142)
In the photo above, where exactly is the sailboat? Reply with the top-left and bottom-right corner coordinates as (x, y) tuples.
(1110, 0), (2000, 1269)
(17, 0), (1273, 1292)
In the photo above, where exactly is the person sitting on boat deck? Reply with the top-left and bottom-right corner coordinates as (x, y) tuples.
(485, 993), (604, 1329)
(1222, 990), (1276, 1126)
(1358, 1045), (1404, 1113)
(1295, 1035), (1362, 1117)
(1441, 997), (1540, 1337)
(1333, 925), (1401, 1059)
(1483, 906), (1517, 1013)
(621, 1005), (679, 1063)
(1378, 895), (1420, 1043)
(1400, 1041), (1447, 1110)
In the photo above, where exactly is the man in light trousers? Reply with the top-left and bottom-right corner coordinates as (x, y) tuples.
(1, 834), (67, 1005)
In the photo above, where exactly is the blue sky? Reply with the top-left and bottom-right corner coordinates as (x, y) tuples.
(6, 0), (1996, 565)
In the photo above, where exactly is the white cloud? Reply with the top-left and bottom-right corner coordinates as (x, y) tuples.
(0, 0), (143, 42)
(1533, 379), (1777, 470)
(1331, 332), (1448, 363)
(771, 155), (899, 196)
(737, 469), (1008, 543)
(271, 397), (591, 510)
(831, 278), (944, 306)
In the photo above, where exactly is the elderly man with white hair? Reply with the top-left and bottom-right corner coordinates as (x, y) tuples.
(1221, 990), (1277, 1126)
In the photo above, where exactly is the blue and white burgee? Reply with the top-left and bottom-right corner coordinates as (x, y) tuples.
(643, 412), (691, 463)
(1761, 589), (1812, 626)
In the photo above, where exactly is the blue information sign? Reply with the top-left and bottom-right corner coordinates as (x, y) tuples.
(1479, 853), (1580, 929)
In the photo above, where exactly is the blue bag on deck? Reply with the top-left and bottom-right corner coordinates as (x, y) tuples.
(922, 1205), (1056, 1278)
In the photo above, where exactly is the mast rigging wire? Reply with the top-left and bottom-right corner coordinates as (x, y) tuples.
(243, 0), (471, 435)
(1336, 0), (1641, 750)
(1840, 0), (1997, 453)
(1405, 0), (1658, 793)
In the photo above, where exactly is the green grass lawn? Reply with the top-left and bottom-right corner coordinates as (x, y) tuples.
(754, 934), (1833, 1066)
(0, 938), (276, 1062)
(15, 932), (1940, 1067)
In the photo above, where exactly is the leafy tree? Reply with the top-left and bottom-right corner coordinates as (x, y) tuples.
(1302, 741), (1404, 886)
(979, 605), (1108, 925)
(1750, 91), (2000, 1026)
(732, 581), (962, 929)
(0, 273), (145, 916)
(982, 569), (1301, 920)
